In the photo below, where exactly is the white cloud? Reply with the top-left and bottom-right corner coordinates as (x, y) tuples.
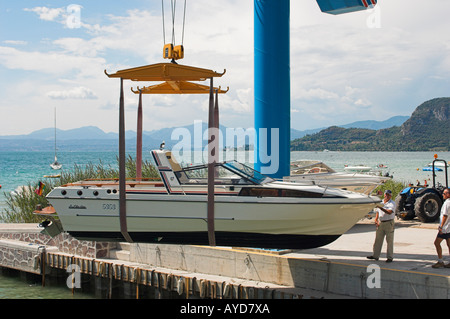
(294, 88), (339, 101)
(24, 7), (65, 22)
(354, 98), (372, 107)
(46, 87), (98, 100)
(0, 46), (106, 76)
(2, 40), (27, 46)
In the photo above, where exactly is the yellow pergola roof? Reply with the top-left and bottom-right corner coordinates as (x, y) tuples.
(105, 63), (226, 82)
(131, 81), (229, 94)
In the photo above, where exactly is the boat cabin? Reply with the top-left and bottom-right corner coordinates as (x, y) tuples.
(150, 149), (337, 199)
(151, 149), (274, 188)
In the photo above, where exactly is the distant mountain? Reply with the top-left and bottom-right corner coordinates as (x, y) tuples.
(0, 122), (229, 151)
(0, 126), (118, 141)
(340, 115), (410, 130)
(0, 114), (412, 152)
(290, 115), (409, 139)
(291, 98), (450, 151)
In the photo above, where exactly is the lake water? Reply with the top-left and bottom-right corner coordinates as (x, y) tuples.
(1, 150), (449, 210)
(0, 149), (448, 298)
(0, 269), (96, 299)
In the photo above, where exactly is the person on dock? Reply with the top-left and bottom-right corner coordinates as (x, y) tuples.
(367, 189), (396, 262)
(432, 188), (450, 268)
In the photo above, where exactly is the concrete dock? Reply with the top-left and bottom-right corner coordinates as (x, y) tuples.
(0, 219), (449, 299)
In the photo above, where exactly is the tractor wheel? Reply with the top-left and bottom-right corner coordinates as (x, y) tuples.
(414, 192), (442, 223)
(395, 195), (415, 220)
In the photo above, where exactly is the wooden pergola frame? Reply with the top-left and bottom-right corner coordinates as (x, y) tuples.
(105, 63), (227, 246)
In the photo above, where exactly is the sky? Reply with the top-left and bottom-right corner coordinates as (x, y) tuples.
(0, 0), (449, 136)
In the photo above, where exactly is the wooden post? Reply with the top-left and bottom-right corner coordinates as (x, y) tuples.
(214, 88), (220, 176)
(119, 78), (133, 243)
(207, 78), (216, 246)
(136, 89), (143, 181)
(41, 248), (46, 287)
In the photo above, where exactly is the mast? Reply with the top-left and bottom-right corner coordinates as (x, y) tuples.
(54, 107), (57, 161)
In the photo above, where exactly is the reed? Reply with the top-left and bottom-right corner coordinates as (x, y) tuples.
(1, 156), (160, 223)
(1, 182), (52, 223)
(374, 179), (407, 199)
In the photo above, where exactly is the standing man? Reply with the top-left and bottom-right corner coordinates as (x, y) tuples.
(367, 189), (396, 262)
(432, 188), (450, 268)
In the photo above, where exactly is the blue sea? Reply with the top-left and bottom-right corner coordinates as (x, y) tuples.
(1, 150), (449, 211)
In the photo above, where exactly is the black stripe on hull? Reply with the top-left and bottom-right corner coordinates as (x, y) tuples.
(67, 231), (340, 250)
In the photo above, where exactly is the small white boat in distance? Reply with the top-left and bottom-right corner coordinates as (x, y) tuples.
(344, 164), (372, 172)
(288, 160), (390, 195)
(50, 156), (62, 170)
(427, 161), (449, 168)
(46, 149), (381, 249)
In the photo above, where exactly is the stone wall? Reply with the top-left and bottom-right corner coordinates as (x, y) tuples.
(0, 224), (112, 258)
(0, 239), (53, 274)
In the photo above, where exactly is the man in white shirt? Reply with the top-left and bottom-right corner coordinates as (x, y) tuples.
(367, 189), (396, 262)
(432, 188), (450, 268)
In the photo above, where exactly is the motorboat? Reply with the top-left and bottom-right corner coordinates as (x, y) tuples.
(423, 159), (448, 171)
(46, 149), (381, 249)
(287, 160), (390, 195)
(427, 161), (448, 168)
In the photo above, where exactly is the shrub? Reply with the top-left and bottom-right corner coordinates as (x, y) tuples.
(1, 156), (160, 223)
(374, 179), (407, 199)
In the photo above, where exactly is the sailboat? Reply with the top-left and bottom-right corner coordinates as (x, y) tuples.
(50, 107), (62, 170)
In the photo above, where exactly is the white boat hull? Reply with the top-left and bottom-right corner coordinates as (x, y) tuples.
(287, 173), (388, 194)
(289, 160), (390, 194)
(48, 188), (379, 249)
(45, 149), (380, 249)
(344, 166), (372, 172)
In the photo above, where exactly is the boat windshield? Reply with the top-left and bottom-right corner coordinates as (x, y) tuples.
(223, 161), (274, 184)
(176, 161), (273, 185)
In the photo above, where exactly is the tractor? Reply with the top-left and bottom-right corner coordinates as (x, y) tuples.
(395, 156), (448, 223)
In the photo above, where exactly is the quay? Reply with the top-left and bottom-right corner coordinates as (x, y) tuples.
(0, 219), (449, 299)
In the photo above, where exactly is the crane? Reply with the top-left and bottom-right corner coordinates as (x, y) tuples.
(160, 0), (378, 179)
(161, 0), (187, 63)
(254, 0), (377, 178)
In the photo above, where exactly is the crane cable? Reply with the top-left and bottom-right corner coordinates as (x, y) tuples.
(161, 0), (187, 47)
(170, 0), (176, 44)
(181, 0), (187, 46)
(161, 0), (166, 44)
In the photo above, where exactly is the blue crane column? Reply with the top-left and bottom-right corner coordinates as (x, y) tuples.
(254, 0), (291, 178)
(253, 0), (376, 178)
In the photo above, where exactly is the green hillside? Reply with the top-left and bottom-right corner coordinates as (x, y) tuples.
(291, 98), (450, 151)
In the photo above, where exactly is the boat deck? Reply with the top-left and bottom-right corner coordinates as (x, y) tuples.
(63, 179), (164, 188)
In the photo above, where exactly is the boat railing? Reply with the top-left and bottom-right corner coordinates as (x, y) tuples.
(62, 178), (164, 189)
